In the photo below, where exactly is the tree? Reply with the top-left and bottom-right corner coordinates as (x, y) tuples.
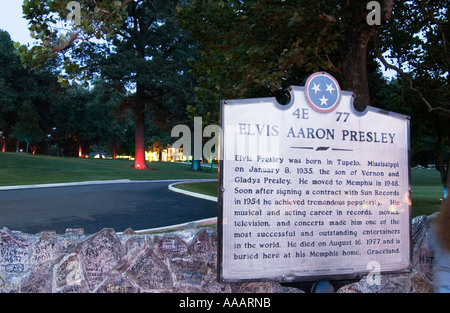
(11, 101), (44, 153)
(0, 30), (27, 149)
(23, 0), (196, 169)
(49, 82), (126, 158)
(100, 0), (197, 168)
(0, 30), (57, 154)
(50, 87), (90, 157)
(0, 31), (21, 108)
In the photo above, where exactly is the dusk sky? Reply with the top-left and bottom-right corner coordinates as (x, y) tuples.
(0, 1), (36, 46)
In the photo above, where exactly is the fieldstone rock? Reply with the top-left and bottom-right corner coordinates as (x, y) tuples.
(230, 281), (282, 293)
(123, 235), (147, 261)
(188, 228), (213, 258)
(170, 256), (206, 289)
(56, 281), (89, 293)
(0, 273), (21, 292)
(122, 228), (135, 235)
(77, 228), (126, 291)
(97, 272), (139, 293)
(279, 285), (305, 293)
(411, 213), (436, 289)
(200, 251), (233, 293)
(30, 237), (62, 268)
(65, 228), (84, 236)
(21, 262), (53, 293)
(0, 228), (31, 282)
(201, 272), (232, 293)
(155, 234), (188, 257)
(54, 254), (83, 290)
(125, 247), (173, 291)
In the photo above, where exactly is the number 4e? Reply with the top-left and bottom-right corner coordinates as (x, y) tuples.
(292, 108), (309, 119)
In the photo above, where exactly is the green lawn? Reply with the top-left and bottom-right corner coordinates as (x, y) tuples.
(175, 181), (219, 197)
(410, 168), (443, 217)
(0, 152), (217, 186)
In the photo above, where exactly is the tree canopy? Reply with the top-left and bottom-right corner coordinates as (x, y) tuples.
(0, 30), (57, 154)
(178, 0), (396, 119)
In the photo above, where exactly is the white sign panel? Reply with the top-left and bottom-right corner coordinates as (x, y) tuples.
(218, 72), (411, 283)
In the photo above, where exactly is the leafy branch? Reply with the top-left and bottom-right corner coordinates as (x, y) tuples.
(376, 45), (450, 115)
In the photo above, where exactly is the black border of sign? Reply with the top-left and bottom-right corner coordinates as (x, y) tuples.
(217, 89), (412, 285)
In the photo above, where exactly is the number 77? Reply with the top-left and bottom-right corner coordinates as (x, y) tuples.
(336, 112), (350, 122)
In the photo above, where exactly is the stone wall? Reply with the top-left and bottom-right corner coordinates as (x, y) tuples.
(337, 213), (436, 293)
(0, 214), (436, 293)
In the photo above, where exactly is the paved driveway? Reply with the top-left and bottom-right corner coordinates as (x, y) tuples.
(0, 180), (217, 234)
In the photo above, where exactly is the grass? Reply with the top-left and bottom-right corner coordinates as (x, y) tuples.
(0, 153), (443, 218)
(0, 152), (217, 186)
(175, 181), (219, 197)
(410, 168), (443, 217)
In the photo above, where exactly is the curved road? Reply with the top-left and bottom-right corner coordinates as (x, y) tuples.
(0, 180), (217, 235)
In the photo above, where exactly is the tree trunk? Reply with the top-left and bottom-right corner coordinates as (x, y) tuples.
(131, 1), (148, 170)
(112, 141), (117, 159)
(31, 143), (38, 154)
(134, 82), (147, 170)
(340, 1), (376, 111)
(340, 0), (394, 111)
(97, 138), (103, 159)
(340, 34), (376, 111)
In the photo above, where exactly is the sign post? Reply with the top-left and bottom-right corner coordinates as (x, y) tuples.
(218, 72), (411, 283)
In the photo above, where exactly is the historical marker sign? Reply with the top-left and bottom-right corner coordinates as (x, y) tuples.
(218, 72), (411, 283)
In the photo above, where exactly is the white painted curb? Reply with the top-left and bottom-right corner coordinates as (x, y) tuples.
(0, 178), (215, 191)
(0, 179), (132, 191)
(168, 180), (218, 202)
(118, 217), (218, 235)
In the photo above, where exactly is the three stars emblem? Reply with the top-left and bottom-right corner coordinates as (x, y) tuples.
(304, 72), (341, 113)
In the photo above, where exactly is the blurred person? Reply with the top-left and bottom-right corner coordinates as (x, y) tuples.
(426, 199), (450, 293)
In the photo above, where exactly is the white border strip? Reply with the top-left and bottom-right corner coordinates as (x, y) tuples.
(118, 217), (218, 235)
(168, 180), (218, 202)
(0, 178), (216, 191)
(0, 179), (132, 191)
